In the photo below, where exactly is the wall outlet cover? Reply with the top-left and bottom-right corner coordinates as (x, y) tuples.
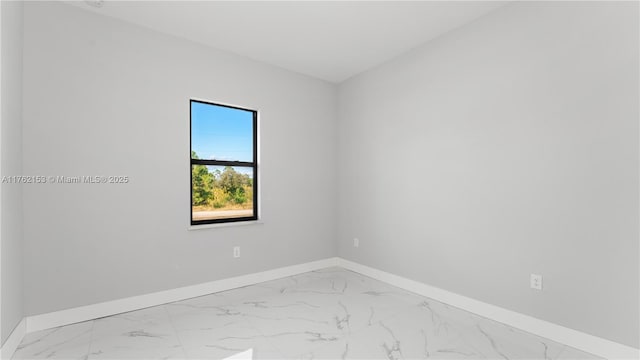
(530, 273), (543, 290)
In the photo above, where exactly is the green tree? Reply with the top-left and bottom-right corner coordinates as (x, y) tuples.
(191, 151), (214, 206)
(219, 166), (249, 204)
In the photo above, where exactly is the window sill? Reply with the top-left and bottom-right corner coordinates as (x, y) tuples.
(188, 220), (263, 231)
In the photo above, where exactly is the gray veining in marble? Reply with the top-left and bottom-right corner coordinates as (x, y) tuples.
(12, 267), (602, 360)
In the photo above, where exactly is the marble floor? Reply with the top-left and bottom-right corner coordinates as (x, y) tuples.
(13, 267), (600, 360)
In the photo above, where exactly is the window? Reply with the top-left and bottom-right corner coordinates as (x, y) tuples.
(190, 100), (258, 225)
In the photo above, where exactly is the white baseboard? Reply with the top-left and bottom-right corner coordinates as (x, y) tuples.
(18, 256), (639, 360)
(0, 318), (26, 360)
(337, 258), (639, 360)
(26, 257), (339, 333)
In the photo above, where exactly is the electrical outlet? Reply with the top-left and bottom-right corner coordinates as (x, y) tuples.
(353, 238), (359, 247)
(233, 246), (240, 258)
(84, 0), (104, 8)
(530, 274), (543, 290)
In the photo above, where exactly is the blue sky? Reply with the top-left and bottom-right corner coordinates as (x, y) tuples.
(191, 101), (254, 162)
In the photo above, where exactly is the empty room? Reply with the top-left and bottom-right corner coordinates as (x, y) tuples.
(0, 0), (638, 359)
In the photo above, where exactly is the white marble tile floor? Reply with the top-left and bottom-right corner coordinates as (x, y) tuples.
(12, 268), (601, 360)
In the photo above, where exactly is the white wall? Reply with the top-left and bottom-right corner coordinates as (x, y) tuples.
(22, 1), (337, 316)
(338, 1), (639, 348)
(0, 0), (24, 346)
(17, 0), (639, 350)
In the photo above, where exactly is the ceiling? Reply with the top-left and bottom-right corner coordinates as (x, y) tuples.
(66, 1), (508, 83)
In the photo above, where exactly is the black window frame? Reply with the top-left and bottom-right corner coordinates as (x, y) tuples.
(190, 99), (258, 225)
